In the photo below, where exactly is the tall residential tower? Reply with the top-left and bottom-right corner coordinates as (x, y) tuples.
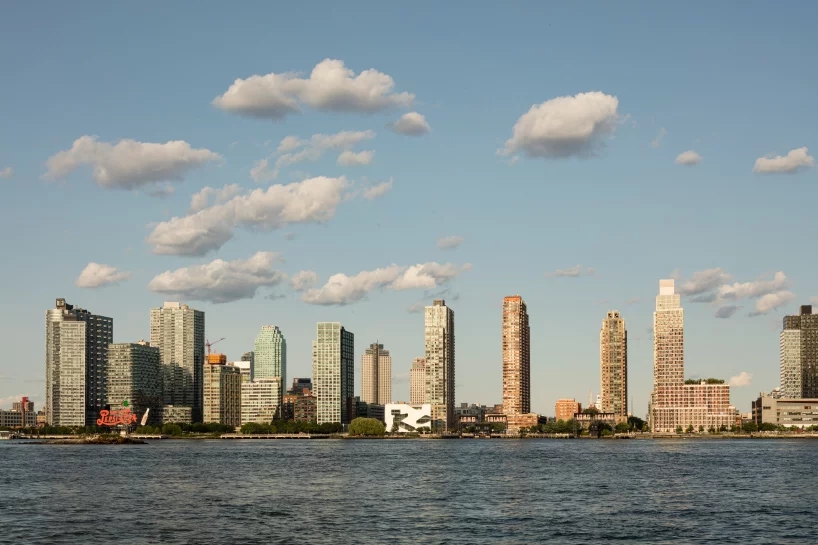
(600, 310), (628, 419)
(409, 357), (427, 405)
(502, 296), (530, 415)
(253, 325), (286, 397)
(149, 302), (205, 423)
(312, 323), (354, 425)
(361, 343), (392, 406)
(781, 305), (818, 398)
(45, 298), (113, 426)
(425, 300), (455, 430)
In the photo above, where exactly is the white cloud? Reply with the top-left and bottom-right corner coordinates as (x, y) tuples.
(728, 371), (753, 387)
(676, 268), (796, 318)
(250, 158), (278, 182)
(389, 112), (431, 136)
(44, 136), (220, 189)
(676, 268), (733, 298)
(749, 291), (796, 317)
(212, 58), (414, 119)
(301, 261), (471, 306)
(407, 302), (425, 314)
(362, 179), (393, 200)
(290, 270), (318, 292)
(147, 176), (348, 256)
(189, 184), (241, 214)
(0, 167), (13, 178)
(253, 130), (376, 180)
(675, 150), (702, 166)
(545, 265), (595, 278)
(75, 262), (131, 288)
(501, 91), (620, 159)
(651, 128), (667, 149)
(753, 147), (815, 174)
(148, 251), (285, 304)
(437, 235), (464, 250)
(146, 184), (175, 199)
(337, 150), (374, 167)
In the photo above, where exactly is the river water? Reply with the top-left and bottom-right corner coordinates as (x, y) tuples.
(1, 438), (816, 544)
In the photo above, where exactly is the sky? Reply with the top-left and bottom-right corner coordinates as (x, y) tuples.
(1, 1), (817, 415)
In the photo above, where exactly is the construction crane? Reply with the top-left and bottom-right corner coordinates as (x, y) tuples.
(206, 337), (225, 355)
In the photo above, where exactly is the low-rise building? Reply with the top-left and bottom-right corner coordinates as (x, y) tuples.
(555, 398), (582, 421)
(385, 403), (432, 433)
(241, 378), (281, 425)
(752, 394), (818, 428)
(160, 405), (192, 424)
(281, 380), (317, 422)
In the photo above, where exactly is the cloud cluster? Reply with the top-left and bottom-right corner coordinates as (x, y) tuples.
(212, 59), (414, 120)
(546, 265), (595, 278)
(301, 262), (471, 305)
(0, 167), (12, 179)
(389, 112), (431, 136)
(753, 147), (814, 174)
(147, 176), (350, 256)
(674, 267), (795, 317)
(148, 252), (285, 303)
(437, 235), (464, 250)
(75, 262), (131, 288)
(362, 179), (393, 200)
(728, 371), (753, 388)
(44, 136), (220, 189)
(675, 150), (702, 166)
(501, 91), (620, 160)
(251, 130), (376, 181)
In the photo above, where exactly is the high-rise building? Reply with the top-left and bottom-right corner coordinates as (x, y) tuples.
(253, 326), (286, 398)
(46, 298), (113, 426)
(781, 305), (818, 398)
(229, 361), (251, 383)
(409, 358), (427, 405)
(203, 358), (242, 427)
(312, 323), (355, 425)
(106, 341), (162, 425)
(149, 302), (205, 422)
(600, 310), (628, 419)
(425, 300), (455, 431)
(502, 296), (530, 415)
(241, 351), (255, 377)
(361, 343), (392, 405)
(649, 280), (735, 432)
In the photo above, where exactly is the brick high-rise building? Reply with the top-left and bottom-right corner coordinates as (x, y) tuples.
(600, 310), (628, 419)
(361, 343), (392, 405)
(409, 358), (426, 405)
(502, 296), (530, 415)
(555, 398), (581, 422)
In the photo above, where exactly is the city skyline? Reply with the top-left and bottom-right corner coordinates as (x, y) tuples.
(2, 4), (817, 415)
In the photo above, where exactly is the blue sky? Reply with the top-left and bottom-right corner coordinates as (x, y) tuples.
(1, 1), (816, 414)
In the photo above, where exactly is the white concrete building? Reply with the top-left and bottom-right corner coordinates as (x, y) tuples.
(241, 378), (281, 425)
(312, 323), (354, 425)
(385, 403), (432, 433)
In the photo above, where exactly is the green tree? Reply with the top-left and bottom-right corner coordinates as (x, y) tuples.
(742, 422), (758, 433)
(675, 425), (683, 434)
(698, 425), (704, 433)
(348, 417), (386, 436)
(628, 416), (645, 432)
(615, 422), (630, 434)
(708, 426), (716, 434)
(162, 423), (183, 436)
(758, 422), (777, 432)
(685, 425), (694, 434)
(583, 407), (600, 416)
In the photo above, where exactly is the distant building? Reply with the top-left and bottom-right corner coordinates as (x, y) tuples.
(281, 378), (316, 422)
(0, 397), (36, 428)
(107, 341), (162, 426)
(254, 326), (286, 398)
(555, 398), (582, 422)
(150, 302), (205, 422)
(600, 310), (628, 419)
(425, 300), (455, 431)
(409, 357), (426, 405)
(241, 351), (254, 377)
(648, 280), (736, 432)
(312, 322), (354, 425)
(753, 393), (818, 428)
(361, 343), (392, 405)
(160, 405), (192, 424)
(46, 298), (113, 426)
(385, 403), (432, 433)
(241, 378), (282, 425)
(203, 357), (242, 427)
(781, 305), (818, 398)
(228, 361), (251, 383)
